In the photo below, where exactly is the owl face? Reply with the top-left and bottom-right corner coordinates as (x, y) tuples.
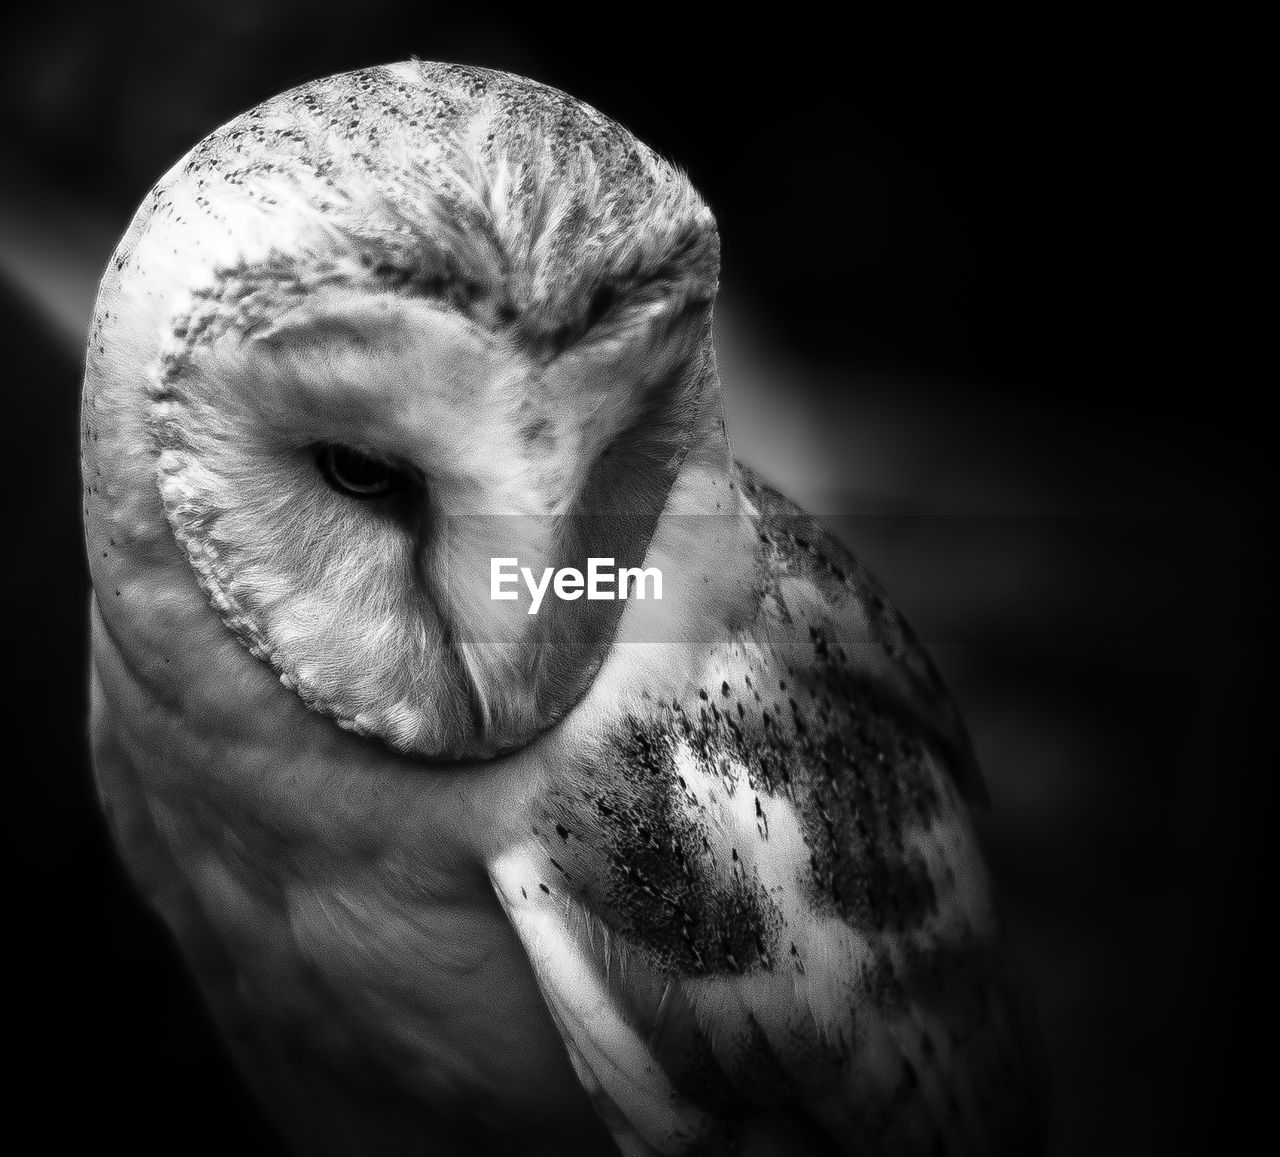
(84, 63), (723, 762)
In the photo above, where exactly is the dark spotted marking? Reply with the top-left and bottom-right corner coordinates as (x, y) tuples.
(737, 463), (987, 807)
(725, 1015), (795, 1106)
(541, 720), (782, 977)
(660, 651), (943, 935)
(664, 1017), (742, 1112)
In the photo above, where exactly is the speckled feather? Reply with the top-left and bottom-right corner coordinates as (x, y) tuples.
(83, 62), (1041, 1157)
(492, 467), (1041, 1155)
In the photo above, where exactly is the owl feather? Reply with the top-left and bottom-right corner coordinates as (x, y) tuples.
(83, 61), (1041, 1156)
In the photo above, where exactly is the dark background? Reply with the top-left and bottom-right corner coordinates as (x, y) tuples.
(2, 4), (1267, 1154)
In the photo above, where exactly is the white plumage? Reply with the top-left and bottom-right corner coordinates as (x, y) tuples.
(83, 61), (1041, 1155)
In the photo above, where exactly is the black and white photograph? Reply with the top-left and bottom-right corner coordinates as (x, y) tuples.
(2, 5), (1266, 1155)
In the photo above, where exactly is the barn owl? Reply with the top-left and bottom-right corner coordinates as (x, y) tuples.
(82, 62), (1041, 1156)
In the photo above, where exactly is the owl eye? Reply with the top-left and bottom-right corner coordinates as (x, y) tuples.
(315, 444), (402, 499)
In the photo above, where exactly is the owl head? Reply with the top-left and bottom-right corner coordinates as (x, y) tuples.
(83, 62), (723, 760)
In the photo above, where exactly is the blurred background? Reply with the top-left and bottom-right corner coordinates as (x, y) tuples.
(1, 4), (1267, 1154)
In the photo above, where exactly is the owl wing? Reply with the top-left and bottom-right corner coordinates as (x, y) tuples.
(735, 466), (989, 811)
(488, 469), (1040, 1155)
